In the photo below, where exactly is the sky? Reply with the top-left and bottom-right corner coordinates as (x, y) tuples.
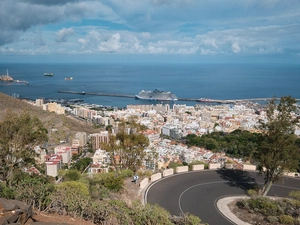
(1, 0), (300, 64)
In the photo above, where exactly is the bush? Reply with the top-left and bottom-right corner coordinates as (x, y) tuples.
(266, 215), (278, 223)
(247, 189), (258, 197)
(103, 175), (124, 192)
(63, 170), (81, 181)
(0, 183), (14, 199)
(55, 181), (91, 217)
(279, 214), (294, 224)
(119, 169), (134, 179)
(246, 197), (280, 216)
(130, 202), (173, 225)
(94, 172), (125, 192)
(289, 190), (300, 201)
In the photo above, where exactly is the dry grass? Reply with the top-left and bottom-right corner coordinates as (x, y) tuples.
(0, 92), (101, 143)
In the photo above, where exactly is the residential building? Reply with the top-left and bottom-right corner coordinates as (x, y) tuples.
(45, 155), (63, 177)
(90, 131), (110, 150)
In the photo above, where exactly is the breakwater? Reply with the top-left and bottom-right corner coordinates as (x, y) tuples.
(57, 90), (300, 103)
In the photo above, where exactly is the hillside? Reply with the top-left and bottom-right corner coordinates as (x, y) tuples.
(0, 92), (101, 144)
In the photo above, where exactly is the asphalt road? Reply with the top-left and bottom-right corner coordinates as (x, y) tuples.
(145, 169), (300, 225)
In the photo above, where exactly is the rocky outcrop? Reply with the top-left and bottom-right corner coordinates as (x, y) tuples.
(0, 198), (33, 225)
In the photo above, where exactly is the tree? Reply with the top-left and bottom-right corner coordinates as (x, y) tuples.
(105, 132), (149, 171)
(0, 110), (48, 185)
(103, 120), (149, 171)
(255, 96), (300, 196)
(12, 172), (54, 210)
(54, 181), (91, 218)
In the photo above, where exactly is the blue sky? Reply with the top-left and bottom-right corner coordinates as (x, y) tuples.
(1, 0), (300, 64)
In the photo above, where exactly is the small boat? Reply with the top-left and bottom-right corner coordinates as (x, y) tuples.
(15, 80), (29, 85)
(65, 77), (73, 80)
(44, 73), (53, 76)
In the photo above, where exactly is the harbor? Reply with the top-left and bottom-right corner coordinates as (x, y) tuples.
(57, 90), (300, 104)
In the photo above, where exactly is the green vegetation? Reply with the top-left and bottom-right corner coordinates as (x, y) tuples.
(0, 110), (48, 185)
(254, 96), (300, 196)
(238, 190), (300, 225)
(104, 120), (149, 171)
(70, 157), (92, 172)
(185, 129), (260, 158)
(0, 110), (202, 224)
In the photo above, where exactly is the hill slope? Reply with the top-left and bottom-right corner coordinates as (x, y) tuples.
(0, 92), (100, 144)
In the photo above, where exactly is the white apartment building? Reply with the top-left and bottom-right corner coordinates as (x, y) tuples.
(74, 132), (87, 147)
(54, 146), (71, 164)
(44, 155), (63, 177)
(92, 149), (109, 165)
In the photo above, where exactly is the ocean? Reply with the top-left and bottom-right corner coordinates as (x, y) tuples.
(0, 63), (299, 108)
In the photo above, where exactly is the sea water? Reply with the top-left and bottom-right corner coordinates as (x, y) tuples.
(0, 63), (299, 108)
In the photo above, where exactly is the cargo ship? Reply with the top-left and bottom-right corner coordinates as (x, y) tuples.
(44, 73), (53, 76)
(0, 70), (13, 82)
(135, 89), (178, 101)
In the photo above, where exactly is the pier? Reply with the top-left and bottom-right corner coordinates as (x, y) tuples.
(57, 90), (300, 103)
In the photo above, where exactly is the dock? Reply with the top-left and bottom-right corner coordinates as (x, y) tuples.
(57, 90), (300, 103)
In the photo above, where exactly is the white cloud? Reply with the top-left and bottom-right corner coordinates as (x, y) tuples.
(201, 38), (218, 48)
(231, 42), (241, 53)
(0, 0), (299, 59)
(55, 28), (75, 42)
(200, 48), (217, 55)
(98, 33), (122, 52)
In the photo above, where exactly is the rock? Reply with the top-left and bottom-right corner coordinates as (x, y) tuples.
(0, 198), (33, 225)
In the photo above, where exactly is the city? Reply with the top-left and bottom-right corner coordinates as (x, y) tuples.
(23, 97), (300, 179)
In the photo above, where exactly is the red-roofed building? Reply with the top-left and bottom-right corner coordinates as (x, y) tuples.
(45, 155), (63, 177)
(54, 145), (72, 164)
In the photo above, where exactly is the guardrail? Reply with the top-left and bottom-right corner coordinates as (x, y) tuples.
(139, 163), (299, 189)
(139, 163), (257, 189)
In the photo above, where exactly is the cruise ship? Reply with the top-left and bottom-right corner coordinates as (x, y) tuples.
(135, 89), (178, 101)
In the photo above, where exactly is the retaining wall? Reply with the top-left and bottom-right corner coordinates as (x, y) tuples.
(140, 163), (262, 189)
(139, 178), (149, 189)
(208, 163), (222, 170)
(243, 164), (257, 171)
(151, 173), (162, 182)
(163, 168), (174, 177)
(176, 166), (189, 173)
(192, 164), (205, 171)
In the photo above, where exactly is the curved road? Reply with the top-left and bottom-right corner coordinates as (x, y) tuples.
(145, 170), (300, 225)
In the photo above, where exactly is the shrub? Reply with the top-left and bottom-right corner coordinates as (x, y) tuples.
(55, 181), (91, 217)
(0, 183), (14, 199)
(279, 214), (294, 224)
(290, 199), (300, 208)
(246, 197), (280, 216)
(247, 189), (258, 197)
(63, 169), (81, 181)
(266, 215), (278, 223)
(119, 169), (134, 179)
(289, 190), (300, 201)
(130, 202), (173, 225)
(177, 213), (202, 225)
